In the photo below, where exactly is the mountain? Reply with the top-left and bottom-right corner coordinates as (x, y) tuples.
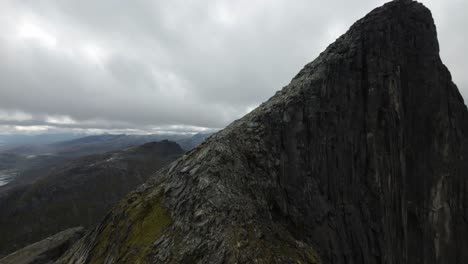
(0, 133), (209, 188)
(47, 133), (211, 154)
(0, 140), (184, 257)
(0, 134), (171, 189)
(2, 134), (182, 157)
(2, 133), (210, 158)
(0, 227), (85, 264)
(8, 0), (468, 263)
(176, 133), (213, 151)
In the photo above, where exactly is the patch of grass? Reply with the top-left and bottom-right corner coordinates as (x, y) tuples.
(89, 187), (172, 264)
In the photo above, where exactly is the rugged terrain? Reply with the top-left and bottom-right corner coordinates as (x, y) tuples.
(0, 140), (184, 257)
(8, 0), (468, 263)
(0, 227), (85, 264)
(0, 133), (209, 189)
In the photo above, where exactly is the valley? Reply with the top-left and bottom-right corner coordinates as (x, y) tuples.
(0, 170), (17, 187)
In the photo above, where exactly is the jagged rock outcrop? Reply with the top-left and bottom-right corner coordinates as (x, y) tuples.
(0, 227), (85, 264)
(0, 141), (183, 257)
(57, 1), (468, 263)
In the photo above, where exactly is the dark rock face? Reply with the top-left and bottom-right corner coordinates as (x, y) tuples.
(0, 227), (85, 264)
(0, 141), (184, 257)
(58, 1), (468, 263)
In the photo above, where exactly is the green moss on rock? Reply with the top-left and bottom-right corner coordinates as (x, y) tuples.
(89, 186), (172, 264)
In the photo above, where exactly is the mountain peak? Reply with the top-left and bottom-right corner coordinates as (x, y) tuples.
(56, 1), (468, 263)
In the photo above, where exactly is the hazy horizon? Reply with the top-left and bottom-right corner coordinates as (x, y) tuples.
(1, 0), (467, 135)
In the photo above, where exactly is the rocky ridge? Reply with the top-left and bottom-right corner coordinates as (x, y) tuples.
(0, 227), (85, 264)
(57, 1), (468, 263)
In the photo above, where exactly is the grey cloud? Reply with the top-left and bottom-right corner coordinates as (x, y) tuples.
(0, 0), (466, 134)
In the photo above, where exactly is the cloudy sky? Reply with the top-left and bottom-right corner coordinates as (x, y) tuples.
(0, 0), (466, 134)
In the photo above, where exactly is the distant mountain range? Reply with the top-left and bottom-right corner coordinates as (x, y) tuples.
(0, 133), (212, 188)
(0, 133), (83, 150)
(0, 140), (184, 257)
(1, 133), (213, 157)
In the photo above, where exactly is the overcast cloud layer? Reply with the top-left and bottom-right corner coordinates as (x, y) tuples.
(0, 0), (466, 134)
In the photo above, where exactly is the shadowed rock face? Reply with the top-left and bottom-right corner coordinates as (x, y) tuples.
(57, 1), (468, 263)
(0, 227), (85, 264)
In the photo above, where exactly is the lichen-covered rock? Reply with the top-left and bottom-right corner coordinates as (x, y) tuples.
(57, 1), (468, 263)
(0, 227), (85, 264)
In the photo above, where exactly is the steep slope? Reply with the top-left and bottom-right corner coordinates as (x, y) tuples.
(59, 1), (468, 263)
(0, 227), (85, 264)
(0, 141), (184, 257)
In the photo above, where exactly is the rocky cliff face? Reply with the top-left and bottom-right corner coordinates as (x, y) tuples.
(0, 227), (85, 264)
(57, 1), (468, 263)
(0, 141), (184, 257)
